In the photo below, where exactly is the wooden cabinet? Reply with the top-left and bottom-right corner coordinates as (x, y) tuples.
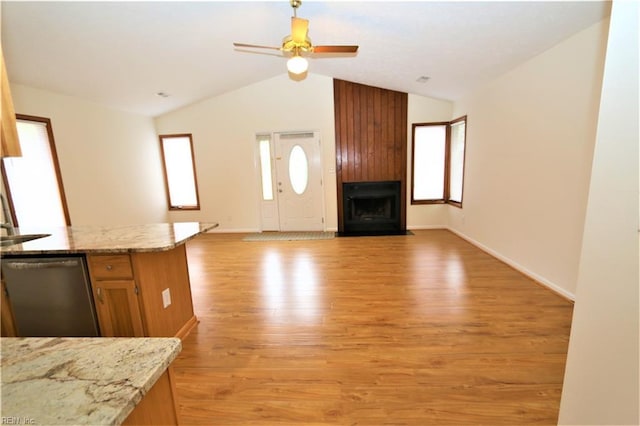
(88, 254), (133, 279)
(123, 366), (180, 425)
(1, 279), (17, 336)
(91, 280), (145, 337)
(88, 254), (144, 337)
(87, 244), (197, 339)
(1, 47), (22, 158)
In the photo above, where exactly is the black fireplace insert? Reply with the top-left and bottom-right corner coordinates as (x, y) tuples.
(341, 180), (403, 236)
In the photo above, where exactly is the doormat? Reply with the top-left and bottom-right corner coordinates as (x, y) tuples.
(243, 232), (335, 242)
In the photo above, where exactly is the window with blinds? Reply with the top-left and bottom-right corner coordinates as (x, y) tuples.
(2, 116), (70, 227)
(412, 124), (447, 201)
(411, 116), (467, 207)
(159, 134), (200, 210)
(448, 117), (467, 205)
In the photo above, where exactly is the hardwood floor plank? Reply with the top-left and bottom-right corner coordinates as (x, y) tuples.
(175, 230), (573, 424)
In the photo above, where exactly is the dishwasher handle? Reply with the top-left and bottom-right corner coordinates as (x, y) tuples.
(4, 260), (81, 270)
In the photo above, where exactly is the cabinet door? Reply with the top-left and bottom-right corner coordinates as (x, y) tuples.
(1, 47), (22, 157)
(92, 280), (144, 337)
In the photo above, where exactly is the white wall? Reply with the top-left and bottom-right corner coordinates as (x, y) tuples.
(6, 74), (455, 232)
(559, 1), (639, 423)
(406, 94), (453, 229)
(449, 19), (609, 298)
(154, 74), (453, 232)
(10, 84), (167, 226)
(154, 73), (336, 232)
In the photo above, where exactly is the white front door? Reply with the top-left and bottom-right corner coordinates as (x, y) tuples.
(274, 132), (324, 231)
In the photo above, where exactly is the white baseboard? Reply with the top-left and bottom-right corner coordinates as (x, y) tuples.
(408, 225), (448, 230)
(206, 227), (260, 233)
(446, 227), (575, 302)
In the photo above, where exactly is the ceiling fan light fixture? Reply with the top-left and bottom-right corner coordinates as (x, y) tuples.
(287, 54), (308, 74)
(233, 0), (357, 78)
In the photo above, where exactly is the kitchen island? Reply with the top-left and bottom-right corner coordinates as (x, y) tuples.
(1, 222), (217, 338)
(0, 222), (217, 255)
(1, 337), (181, 425)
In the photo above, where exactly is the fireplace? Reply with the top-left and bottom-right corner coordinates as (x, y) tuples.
(341, 181), (403, 236)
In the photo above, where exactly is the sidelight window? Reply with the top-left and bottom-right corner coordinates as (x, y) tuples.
(258, 135), (274, 201)
(159, 134), (200, 210)
(411, 116), (467, 207)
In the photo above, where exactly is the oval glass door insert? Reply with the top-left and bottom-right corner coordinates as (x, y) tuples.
(289, 145), (309, 195)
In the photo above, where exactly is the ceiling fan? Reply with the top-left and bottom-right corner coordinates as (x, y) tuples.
(233, 0), (359, 75)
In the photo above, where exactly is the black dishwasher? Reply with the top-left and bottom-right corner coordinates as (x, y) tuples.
(1, 255), (100, 337)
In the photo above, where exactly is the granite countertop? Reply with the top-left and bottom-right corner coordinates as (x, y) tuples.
(0, 222), (218, 255)
(0, 337), (181, 425)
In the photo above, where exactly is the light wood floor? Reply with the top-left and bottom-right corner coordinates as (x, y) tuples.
(174, 230), (573, 425)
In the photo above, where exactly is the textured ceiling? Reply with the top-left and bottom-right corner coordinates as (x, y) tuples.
(1, 1), (611, 117)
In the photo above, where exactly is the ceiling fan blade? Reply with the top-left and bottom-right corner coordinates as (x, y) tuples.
(291, 17), (309, 44)
(233, 42), (281, 51)
(313, 45), (359, 54)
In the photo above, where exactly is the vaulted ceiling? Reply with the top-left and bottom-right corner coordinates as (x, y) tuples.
(1, 1), (610, 117)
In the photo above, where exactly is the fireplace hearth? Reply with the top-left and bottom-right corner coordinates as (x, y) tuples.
(341, 181), (404, 236)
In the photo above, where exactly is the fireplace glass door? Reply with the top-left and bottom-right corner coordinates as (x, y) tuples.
(342, 181), (401, 235)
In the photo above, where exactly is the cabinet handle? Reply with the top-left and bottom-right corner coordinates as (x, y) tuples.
(97, 287), (104, 303)
(105, 265), (113, 271)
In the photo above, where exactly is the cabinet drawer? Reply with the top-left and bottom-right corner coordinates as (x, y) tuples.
(88, 255), (133, 280)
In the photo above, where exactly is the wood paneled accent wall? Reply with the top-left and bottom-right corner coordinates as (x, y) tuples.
(333, 79), (408, 232)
